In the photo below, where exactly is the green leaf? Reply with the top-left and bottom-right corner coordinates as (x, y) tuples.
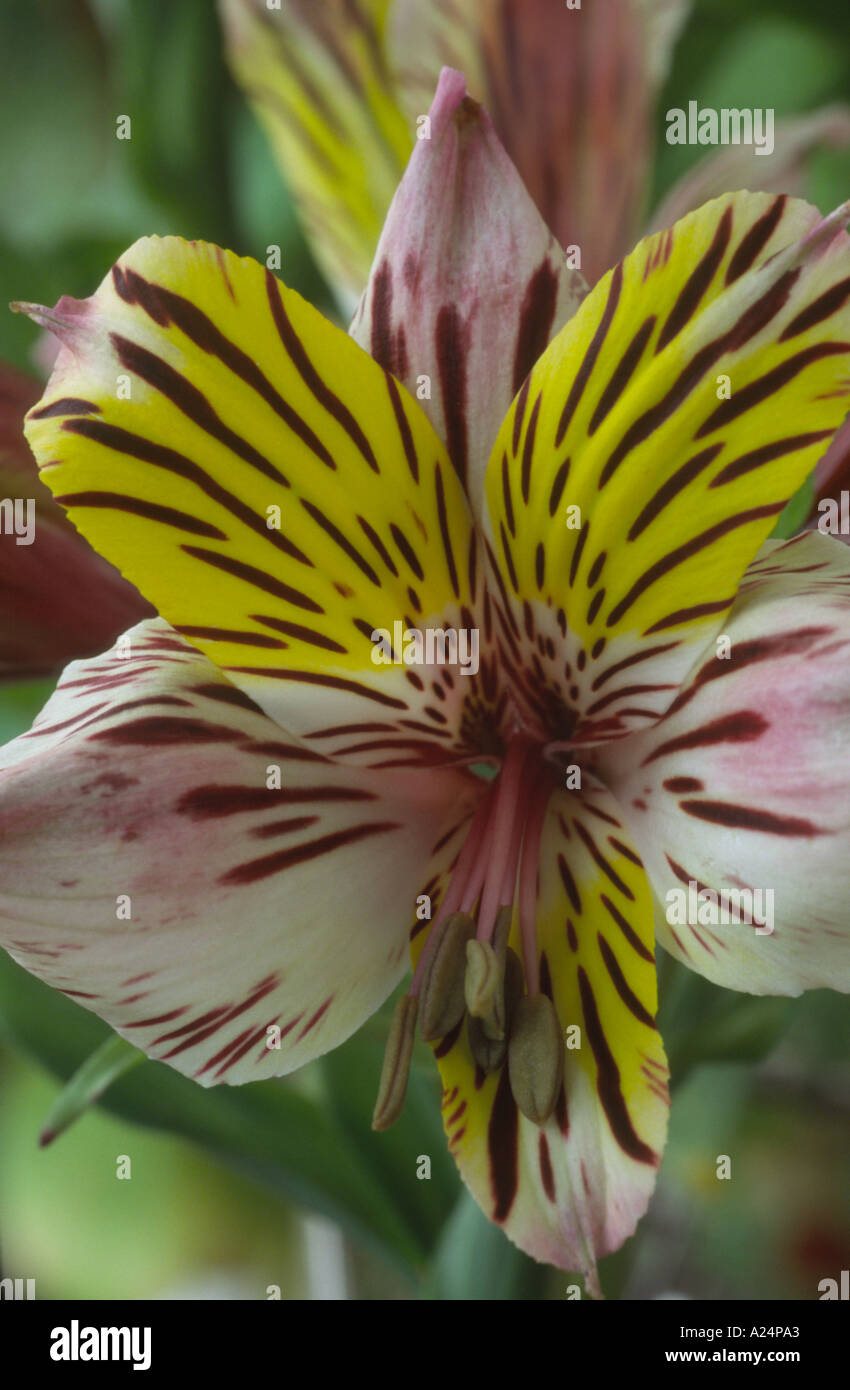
(0, 1), (110, 251)
(38, 1034), (144, 1147)
(0, 679), (55, 742)
(658, 949), (794, 1085)
(119, 0), (237, 245)
(421, 1189), (553, 1300)
(0, 949), (426, 1273)
(771, 473), (815, 539)
(320, 996), (459, 1256)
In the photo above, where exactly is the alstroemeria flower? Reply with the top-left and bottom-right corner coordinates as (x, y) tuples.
(4, 72), (850, 1294)
(0, 362), (150, 678)
(219, 0), (850, 300)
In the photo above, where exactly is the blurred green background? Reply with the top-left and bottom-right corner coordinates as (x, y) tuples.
(0, 0), (848, 1300)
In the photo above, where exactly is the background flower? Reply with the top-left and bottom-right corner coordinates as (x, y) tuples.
(219, 0), (850, 299)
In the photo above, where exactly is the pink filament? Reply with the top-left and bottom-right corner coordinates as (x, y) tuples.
(517, 772), (554, 995)
(409, 787), (496, 995)
(474, 738), (535, 945)
(410, 737), (555, 999)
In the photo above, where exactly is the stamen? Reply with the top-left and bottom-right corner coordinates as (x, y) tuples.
(507, 992), (564, 1124)
(464, 938), (499, 1018)
(403, 736), (566, 1096)
(372, 994), (419, 1131)
(419, 911), (476, 1041)
(465, 906), (512, 1039)
(409, 789), (496, 996)
(468, 947), (523, 1073)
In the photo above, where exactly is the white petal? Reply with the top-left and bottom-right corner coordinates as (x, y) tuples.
(602, 534), (850, 994)
(0, 619), (480, 1082)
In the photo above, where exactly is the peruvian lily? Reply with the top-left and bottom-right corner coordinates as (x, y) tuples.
(5, 70), (850, 1295)
(219, 0), (850, 301)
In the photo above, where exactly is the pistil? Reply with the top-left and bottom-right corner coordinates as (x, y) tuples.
(373, 736), (567, 1133)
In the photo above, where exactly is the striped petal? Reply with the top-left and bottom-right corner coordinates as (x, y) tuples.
(219, 0), (410, 309)
(0, 619), (478, 1082)
(0, 363), (150, 678)
(389, 0), (689, 283)
(601, 533), (850, 994)
(350, 67), (585, 516)
(419, 786), (667, 1292)
(21, 238), (497, 766)
(485, 193), (850, 746)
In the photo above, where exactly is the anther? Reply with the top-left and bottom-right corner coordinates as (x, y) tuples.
(420, 911), (476, 1041)
(507, 993), (564, 1124)
(468, 948), (524, 1073)
(464, 938), (499, 1019)
(372, 994), (418, 1131)
(465, 905), (513, 1040)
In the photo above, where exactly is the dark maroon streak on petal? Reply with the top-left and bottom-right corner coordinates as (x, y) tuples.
(607, 506), (783, 627)
(538, 1132), (556, 1202)
(590, 315), (656, 434)
(176, 784), (375, 819)
(63, 417), (310, 564)
(435, 303), (469, 488)
(513, 261), (560, 395)
(642, 709), (768, 764)
(656, 207), (733, 354)
(220, 821), (401, 884)
(644, 597), (734, 633)
(724, 195), (786, 283)
(29, 396), (102, 419)
(600, 894), (654, 963)
(628, 445), (723, 539)
(710, 431), (834, 487)
(264, 269), (380, 473)
(300, 499), (380, 584)
(488, 1066), (520, 1222)
(574, 823), (634, 899)
(578, 968), (657, 1164)
(53, 490), (228, 539)
(177, 625), (287, 648)
(678, 801), (825, 836)
(780, 275), (850, 340)
(181, 545), (324, 612)
(519, 392), (542, 505)
(597, 935), (655, 1027)
(90, 716), (239, 745)
(433, 1017), (463, 1059)
(556, 262), (623, 448)
(696, 343), (850, 438)
(667, 627), (830, 714)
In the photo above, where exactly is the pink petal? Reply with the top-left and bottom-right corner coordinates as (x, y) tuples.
(0, 619), (479, 1082)
(601, 533), (850, 995)
(350, 67), (584, 515)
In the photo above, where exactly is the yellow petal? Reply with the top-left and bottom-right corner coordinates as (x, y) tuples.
(23, 237), (492, 764)
(485, 192), (850, 745)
